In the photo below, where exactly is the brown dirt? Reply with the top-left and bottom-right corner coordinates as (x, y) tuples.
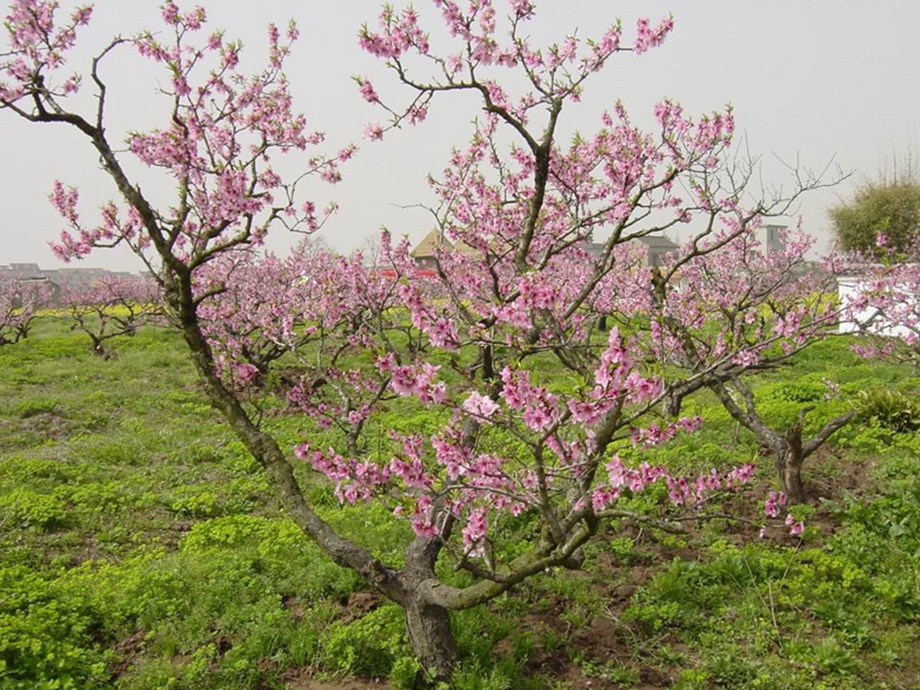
(486, 531), (687, 689)
(493, 449), (882, 688)
(0, 411), (77, 450)
(807, 444), (877, 501)
(109, 630), (147, 681)
(339, 591), (383, 624)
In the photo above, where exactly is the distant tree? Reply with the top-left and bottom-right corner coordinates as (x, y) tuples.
(0, 278), (51, 345)
(842, 236), (920, 371)
(829, 179), (920, 257)
(61, 276), (162, 356)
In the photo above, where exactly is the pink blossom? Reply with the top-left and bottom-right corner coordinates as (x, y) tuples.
(462, 391), (500, 419)
(764, 491), (787, 518)
(356, 76), (380, 103)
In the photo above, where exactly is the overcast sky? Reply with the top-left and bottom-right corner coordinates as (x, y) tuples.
(2, 1), (919, 270)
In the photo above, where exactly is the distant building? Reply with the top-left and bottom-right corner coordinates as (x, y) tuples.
(1, 263), (44, 280)
(409, 229), (452, 269)
(0, 263), (142, 292)
(409, 230), (679, 269)
(409, 230), (484, 268)
(20, 276), (62, 304)
(635, 235), (680, 267)
(55, 267), (115, 287)
(581, 234), (679, 267)
(759, 224), (787, 255)
(837, 271), (916, 338)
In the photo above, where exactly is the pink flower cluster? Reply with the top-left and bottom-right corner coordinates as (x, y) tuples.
(764, 490), (787, 518)
(633, 16), (674, 55)
(842, 238), (920, 365)
(379, 355), (448, 404)
(1, 0), (91, 102)
(591, 457), (757, 511)
(38, 2), (343, 264)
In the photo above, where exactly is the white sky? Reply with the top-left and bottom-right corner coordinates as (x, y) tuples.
(1, 1), (919, 270)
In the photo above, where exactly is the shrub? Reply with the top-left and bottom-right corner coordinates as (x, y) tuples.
(857, 389), (920, 433)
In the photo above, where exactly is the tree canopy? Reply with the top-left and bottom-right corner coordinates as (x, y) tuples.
(829, 178), (920, 256)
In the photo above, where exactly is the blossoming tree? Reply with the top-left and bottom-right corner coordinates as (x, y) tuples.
(841, 232), (920, 371)
(632, 228), (854, 505)
(0, 277), (52, 345)
(60, 274), (162, 355)
(1, 0), (836, 677)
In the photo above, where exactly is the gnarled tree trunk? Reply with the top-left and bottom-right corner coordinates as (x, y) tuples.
(774, 421), (806, 506)
(711, 380), (855, 506)
(403, 596), (458, 681)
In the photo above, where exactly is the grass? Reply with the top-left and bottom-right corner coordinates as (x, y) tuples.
(0, 318), (919, 689)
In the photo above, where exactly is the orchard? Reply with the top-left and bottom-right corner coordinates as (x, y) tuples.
(2, 2), (919, 689)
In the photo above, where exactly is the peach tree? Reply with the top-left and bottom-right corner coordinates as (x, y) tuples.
(1, 0), (835, 677)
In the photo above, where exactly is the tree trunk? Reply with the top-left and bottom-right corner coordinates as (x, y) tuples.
(775, 443), (806, 505)
(775, 419), (806, 505)
(91, 338), (107, 357)
(481, 342), (495, 383)
(404, 595), (459, 683)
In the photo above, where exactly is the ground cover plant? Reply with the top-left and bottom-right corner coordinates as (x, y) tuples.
(1, 323), (919, 690)
(2, 1), (920, 688)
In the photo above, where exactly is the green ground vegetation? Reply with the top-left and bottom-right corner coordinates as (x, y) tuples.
(1, 320), (919, 689)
